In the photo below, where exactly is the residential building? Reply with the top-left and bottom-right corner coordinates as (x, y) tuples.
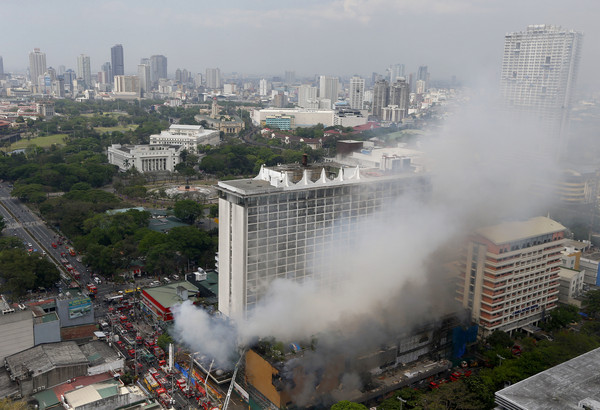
(389, 78), (410, 117)
(416, 65), (429, 89)
(259, 79), (269, 96)
(500, 25), (583, 157)
(29, 48), (46, 84)
(149, 124), (220, 151)
(456, 217), (565, 337)
(206, 68), (222, 89)
(107, 144), (183, 172)
(217, 163), (431, 318)
(372, 79), (389, 119)
(557, 267), (584, 306)
(150, 55), (167, 86)
(349, 76), (365, 110)
(0, 56), (4, 79)
(76, 54), (92, 89)
(297, 85), (319, 109)
(111, 44), (124, 76)
(319, 76), (339, 107)
(100, 62), (112, 85)
(273, 91), (287, 108)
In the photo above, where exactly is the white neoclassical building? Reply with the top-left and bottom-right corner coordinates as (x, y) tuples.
(107, 144), (183, 173)
(149, 124), (220, 153)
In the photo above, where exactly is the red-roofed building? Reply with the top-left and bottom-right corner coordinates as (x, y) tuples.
(353, 122), (380, 132)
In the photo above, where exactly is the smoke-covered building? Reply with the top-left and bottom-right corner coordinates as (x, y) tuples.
(217, 162), (431, 319)
(457, 216), (565, 337)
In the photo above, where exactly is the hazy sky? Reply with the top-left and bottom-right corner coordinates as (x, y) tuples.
(2, 0), (599, 88)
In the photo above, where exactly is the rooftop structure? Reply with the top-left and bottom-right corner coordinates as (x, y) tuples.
(496, 346), (600, 409)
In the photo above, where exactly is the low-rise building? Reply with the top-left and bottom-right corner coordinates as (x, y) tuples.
(149, 124), (220, 152)
(107, 144), (183, 173)
(140, 281), (199, 322)
(557, 267), (585, 306)
(252, 108), (335, 128)
(63, 379), (147, 410)
(0, 296), (34, 364)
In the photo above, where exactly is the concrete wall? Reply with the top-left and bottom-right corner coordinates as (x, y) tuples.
(56, 298), (94, 328)
(88, 359), (124, 376)
(34, 318), (61, 345)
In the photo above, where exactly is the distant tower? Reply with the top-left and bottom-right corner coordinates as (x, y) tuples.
(111, 44), (124, 76)
(298, 85), (318, 109)
(0, 56), (4, 79)
(284, 70), (295, 84)
(150, 55), (167, 86)
(319, 75), (339, 107)
(206, 68), (222, 89)
(349, 76), (365, 110)
(138, 63), (151, 96)
(388, 64), (405, 83)
(29, 48), (47, 83)
(500, 25), (583, 157)
(77, 54), (92, 89)
(372, 79), (389, 119)
(101, 62), (112, 84)
(259, 79), (269, 96)
(389, 78), (410, 118)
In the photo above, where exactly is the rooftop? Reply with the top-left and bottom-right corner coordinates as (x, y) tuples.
(6, 341), (88, 379)
(79, 340), (120, 366)
(495, 346), (600, 409)
(143, 281), (199, 309)
(476, 216), (566, 245)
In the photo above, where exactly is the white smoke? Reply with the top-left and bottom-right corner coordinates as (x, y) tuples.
(172, 88), (561, 376)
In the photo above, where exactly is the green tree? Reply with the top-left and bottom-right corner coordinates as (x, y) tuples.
(157, 332), (174, 351)
(0, 215), (4, 232)
(486, 330), (513, 349)
(584, 289), (600, 317)
(173, 199), (203, 224)
(330, 401), (368, 410)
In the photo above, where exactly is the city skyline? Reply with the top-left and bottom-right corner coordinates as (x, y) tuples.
(0, 0), (598, 89)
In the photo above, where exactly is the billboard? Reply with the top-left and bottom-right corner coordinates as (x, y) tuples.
(68, 297), (92, 319)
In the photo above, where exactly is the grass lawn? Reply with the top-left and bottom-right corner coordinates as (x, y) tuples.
(5, 134), (68, 151)
(95, 124), (138, 133)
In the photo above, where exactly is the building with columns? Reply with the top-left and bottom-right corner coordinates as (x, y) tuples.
(107, 144), (183, 172)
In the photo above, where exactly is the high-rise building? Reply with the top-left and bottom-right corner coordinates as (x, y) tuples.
(388, 64), (405, 83)
(217, 163), (431, 318)
(150, 55), (167, 86)
(297, 85), (319, 109)
(319, 76), (339, 107)
(29, 48), (47, 83)
(372, 79), (389, 119)
(349, 76), (365, 110)
(114, 75), (140, 93)
(205, 68), (221, 89)
(259, 79), (269, 96)
(456, 216), (565, 337)
(101, 62), (112, 85)
(111, 44), (124, 76)
(416, 65), (429, 88)
(389, 78), (410, 118)
(284, 70), (295, 84)
(77, 54), (92, 89)
(0, 56), (4, 79)
(138, 64), (151, 96)
(500, 25), (583, 156)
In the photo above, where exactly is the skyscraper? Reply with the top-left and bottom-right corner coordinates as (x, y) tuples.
(500, 25), (583, 156)
(111, 44), (124, 76)
(349, 76), (365, 110)
(205, 68), (221, 89)
(297, 85), (319, 109)
(372, 79), (389, 119)
(138, 63), (151, 96)
(77, 54), (92, 89)
(284, 70), (295, 84)
(319, 75), (339, 107)
(101, 62), (112, 84)
(388, 64), (405, 83)
(150, 55), (167, 86)
(389, 78), (410, 116)
(29, 48), (47, 83)
(259, 79), (269, 96)
(0, 56), (4, 79)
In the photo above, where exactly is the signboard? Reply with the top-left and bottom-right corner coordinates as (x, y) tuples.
(68, 297), (92, 319)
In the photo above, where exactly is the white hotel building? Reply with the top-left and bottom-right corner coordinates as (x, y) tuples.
(217, 162), (430, 318)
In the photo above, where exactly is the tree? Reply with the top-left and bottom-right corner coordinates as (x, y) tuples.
(0, 397), (30, 410)
(157, 332), (174, 351)
(173, 200), (203, 224)
(584, 289), (600, 317)
(330, 401), (367, 410)
(0, 215), (4, 232)
(486, 330), (513, 349)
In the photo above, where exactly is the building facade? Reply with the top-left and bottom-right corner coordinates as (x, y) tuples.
(252, 108), (334, 128)
(319, 76), (339, 107)
(76, 54), (92, 89)
(29, 48), (47, 85)
(206, 68), (222, 89)
(457, 217), (565, 336)
(149, 124), (220, 151)
(500, 25), (583, 157)
(297, 85), (318, 109)
(150, 55), (167, 86)
(372, 79), (389, 119)
(217, 164), (431, 318)
(349, 76), (365, 110)
(107, 144), (183, 172)
(113, 75), (139, 94)
(111, 44), (124, 76)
